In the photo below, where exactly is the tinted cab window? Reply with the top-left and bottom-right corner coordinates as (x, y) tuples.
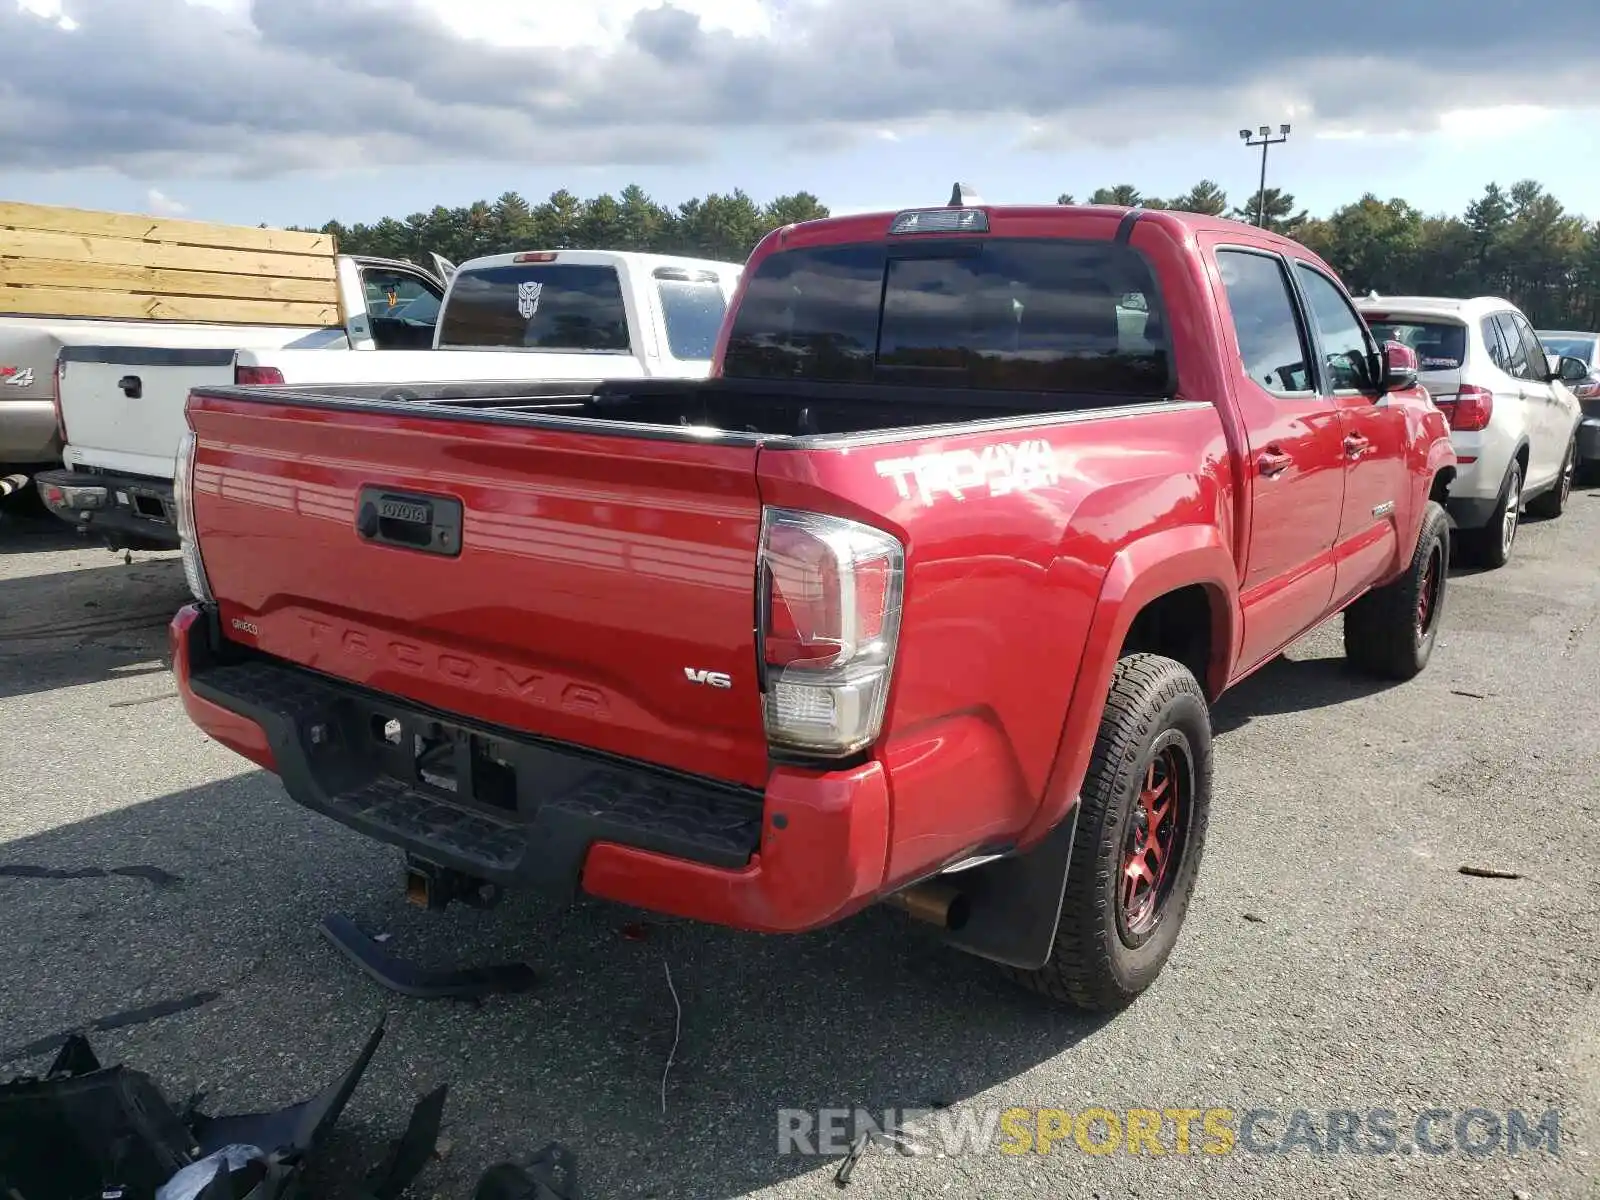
(1214, 250), (1312, 395)
(722, 238), (1171, 396)
(1294, 264), (1375, 391)
(438, 264), (631, 351)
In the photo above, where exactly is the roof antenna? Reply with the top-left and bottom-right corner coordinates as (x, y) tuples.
(949, 182), (984, 207)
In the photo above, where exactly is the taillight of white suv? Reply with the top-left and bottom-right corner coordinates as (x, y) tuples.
(1436, 384), (1494, 432)
(757, 508), (905, 756)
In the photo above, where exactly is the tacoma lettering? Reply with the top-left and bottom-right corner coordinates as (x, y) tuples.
(876, 440), (1062, 506)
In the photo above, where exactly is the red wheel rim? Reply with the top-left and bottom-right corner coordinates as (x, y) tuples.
(1416, 545), (1441, 637)
(1118, 740), (1190, 943)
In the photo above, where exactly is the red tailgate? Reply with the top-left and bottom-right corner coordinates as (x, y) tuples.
(187, 394), (769, 788)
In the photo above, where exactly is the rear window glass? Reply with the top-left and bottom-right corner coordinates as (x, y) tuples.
(721, 238), (1171, 395)
(1364, 319), (1468, 371)
(437, 264), (630, 352)
(656, 274), (729, 360)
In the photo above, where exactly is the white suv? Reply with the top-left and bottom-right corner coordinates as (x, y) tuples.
(1357, 296), (1584, 568)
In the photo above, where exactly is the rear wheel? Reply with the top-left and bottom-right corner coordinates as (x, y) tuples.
(1460, 459), (1521, 569)
(1004, 653), (1211, 1012)
(1526, 437), (1576, 519)
(1344, 500), (1448, 681)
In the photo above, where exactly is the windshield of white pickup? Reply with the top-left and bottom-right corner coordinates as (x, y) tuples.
(721, 238), (1171, 395)
(438, 263), (632, 352)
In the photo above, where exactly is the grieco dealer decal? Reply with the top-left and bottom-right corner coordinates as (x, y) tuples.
(875, 439), (1062, 505)
(517, 281), (544, 320)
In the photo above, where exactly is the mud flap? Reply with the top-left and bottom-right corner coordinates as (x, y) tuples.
(938, 804), (1079, 971)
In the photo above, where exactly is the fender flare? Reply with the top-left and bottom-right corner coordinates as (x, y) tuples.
(1020, 523), (1240, 847)
(1425, 437), (1457, 485)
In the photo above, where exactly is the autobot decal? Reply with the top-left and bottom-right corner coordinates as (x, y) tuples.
(517, 281), (543, 320)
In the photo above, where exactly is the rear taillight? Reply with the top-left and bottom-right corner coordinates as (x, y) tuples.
(758, 508), (905, 756)
(234, 365), (285, 386)
(173, 428), (213, 603)
(1436, 384), (1493, 432)
(1576, 379), (1600, 400)
(52, 355), (67, 442)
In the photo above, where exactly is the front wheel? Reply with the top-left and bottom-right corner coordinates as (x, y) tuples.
(1004, 653), (1212, 1012)
(1344, 500), (1449, 681)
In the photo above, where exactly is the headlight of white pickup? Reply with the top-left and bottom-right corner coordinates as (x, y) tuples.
(173, 428), (214, 604)
(757, 508), (905, 756)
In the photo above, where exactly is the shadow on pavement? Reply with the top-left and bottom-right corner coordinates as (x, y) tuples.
(1211, 648), (1397, 737)
(0, 770), (1113, 1199)
(0, 553), (185, 702)
(0, 510), (79, 555)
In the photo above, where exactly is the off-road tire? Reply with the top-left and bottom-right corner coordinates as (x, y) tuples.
(1004, 653), (1211, 1012)
(1344, 500), (1449, 681)
(1459, 459), (1521, 569)
(1526, 437), (1576, 520)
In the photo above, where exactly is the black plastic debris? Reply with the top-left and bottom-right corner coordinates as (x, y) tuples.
(0, 1017), (418, 1200)
(357, 1084), (449, 1200)
(472, 1143), (581, 1200)
(0, 1034), (199, 1200)
(319, 913), (538, 1001)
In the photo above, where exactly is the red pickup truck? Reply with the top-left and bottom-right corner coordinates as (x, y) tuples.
(169, 197), (1455, 1011)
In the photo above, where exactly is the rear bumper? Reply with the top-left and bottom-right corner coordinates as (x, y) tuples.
(169, 604), (893, 934)
(35, 467), (179, 548)
(1444, 493), (1501, 529)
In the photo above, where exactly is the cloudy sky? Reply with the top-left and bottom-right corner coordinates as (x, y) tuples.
(3, 0), (1598, 229)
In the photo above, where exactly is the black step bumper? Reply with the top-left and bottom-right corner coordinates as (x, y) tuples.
(176, 615), (766, 895)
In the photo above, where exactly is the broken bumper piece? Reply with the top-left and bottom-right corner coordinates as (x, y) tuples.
(0, 1016), (442, 1200)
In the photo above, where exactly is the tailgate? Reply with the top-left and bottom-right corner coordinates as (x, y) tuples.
(187, 393), (770, 788)
(61, 347), (235, 474)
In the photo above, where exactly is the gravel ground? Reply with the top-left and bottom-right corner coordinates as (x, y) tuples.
(0, 493), (1596, 1200)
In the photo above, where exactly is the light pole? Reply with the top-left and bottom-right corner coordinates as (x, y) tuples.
(1239, 124), (1291, 228)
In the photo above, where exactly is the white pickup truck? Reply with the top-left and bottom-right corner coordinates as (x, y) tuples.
(31, 245), (743, 548)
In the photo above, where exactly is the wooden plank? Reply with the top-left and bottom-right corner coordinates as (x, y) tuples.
(0, 200), (334, 257)
(1, 227), (338, 281)
(0, 285), (340, 327)
(0, 256), (338, 305)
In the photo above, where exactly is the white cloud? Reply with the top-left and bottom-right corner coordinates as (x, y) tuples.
(144, 188), (188, 215)
(2, 0), (1597, 179)
(16, 0), (77, 30)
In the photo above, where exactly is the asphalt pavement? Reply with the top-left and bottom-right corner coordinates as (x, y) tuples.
(0, 491), (1596, 1200)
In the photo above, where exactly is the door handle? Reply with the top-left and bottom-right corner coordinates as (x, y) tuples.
(1343, 433), (1371, 458)
(1257, 449), (1293, 477)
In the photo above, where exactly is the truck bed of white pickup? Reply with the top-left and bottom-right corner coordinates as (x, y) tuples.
(34, 249), (744, 549)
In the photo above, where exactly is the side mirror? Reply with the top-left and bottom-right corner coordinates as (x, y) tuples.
(1557, 354), (1589, 385)
(1379, 340), (1419, 394)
